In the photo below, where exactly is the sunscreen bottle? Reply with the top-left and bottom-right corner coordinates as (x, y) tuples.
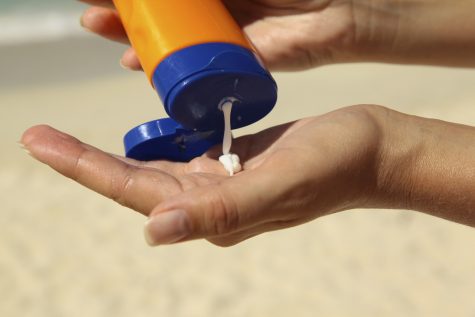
(116, 0), (278, 161)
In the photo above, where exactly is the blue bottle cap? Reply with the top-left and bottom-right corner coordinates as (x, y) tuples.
(152, 43), (278, 131)
(124, 118), (223, 162)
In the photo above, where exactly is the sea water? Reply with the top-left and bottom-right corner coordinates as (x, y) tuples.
(0, 0), (87, 46)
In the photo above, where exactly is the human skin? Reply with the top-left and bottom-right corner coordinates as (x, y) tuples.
(21, 0), (475, 246)
(21, 105), (475, 246)
(79, 0), (475, 70)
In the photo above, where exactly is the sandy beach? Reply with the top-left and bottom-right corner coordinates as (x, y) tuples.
(1, 34), (475, 316)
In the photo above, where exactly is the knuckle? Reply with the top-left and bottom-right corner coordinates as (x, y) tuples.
(110, 165), (135, 207)
(72, 148), (88, 183)
(203, 188), (240, 236)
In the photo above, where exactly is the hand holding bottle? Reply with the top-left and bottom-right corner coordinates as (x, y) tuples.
(79, 0), (475, 70)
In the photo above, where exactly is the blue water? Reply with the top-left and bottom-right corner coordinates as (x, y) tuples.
(0, 0), (83, 13)
(0, 0), (88, 45)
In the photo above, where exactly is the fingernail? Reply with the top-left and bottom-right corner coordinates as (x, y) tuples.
(79, 15), (87, 28)
(144, 210), (190, 246)
(119, 59), (132, 70)
(79, 15), (93, 32)
(18, 141), (31, 156)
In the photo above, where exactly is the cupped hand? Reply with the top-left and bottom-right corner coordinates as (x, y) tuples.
(78, 0), (359, 70)
(21, 105), (384, 247)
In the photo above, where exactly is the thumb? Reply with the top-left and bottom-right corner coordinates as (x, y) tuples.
(144, 171), (274, 246)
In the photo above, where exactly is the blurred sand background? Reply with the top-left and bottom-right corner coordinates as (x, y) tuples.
(1, 29), (475, 316)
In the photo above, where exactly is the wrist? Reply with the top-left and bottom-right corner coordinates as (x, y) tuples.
(368, 106), (475, 226)
(334, 105), (417, 210)
(366, 106), (423, 210)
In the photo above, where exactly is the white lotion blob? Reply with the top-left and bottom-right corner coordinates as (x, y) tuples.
(219, 99), (242, 176)
(219, 153), (241, 177)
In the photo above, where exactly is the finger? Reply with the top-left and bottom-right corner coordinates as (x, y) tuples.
(78, 0), (114, 9)
(80, 6), (129, 44)
(206, 218), (306, 247)
(21, 125), (182, 215)
(120, 47), (142, 71)
(144, 169), (283, 245)
(113, 152), (226, 177)
(111, 154), (188, 176)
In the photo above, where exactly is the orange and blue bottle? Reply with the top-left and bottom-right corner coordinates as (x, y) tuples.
(116, 0), (278, 161)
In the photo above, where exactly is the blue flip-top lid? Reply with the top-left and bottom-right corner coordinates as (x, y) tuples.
(125, 43), (277, 162)
(124, 118), (223, 162)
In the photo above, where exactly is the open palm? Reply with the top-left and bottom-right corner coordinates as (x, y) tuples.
(22, 105), (381, 246)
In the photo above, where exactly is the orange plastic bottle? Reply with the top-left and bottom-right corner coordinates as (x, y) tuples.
(117, 0), (278, 161)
